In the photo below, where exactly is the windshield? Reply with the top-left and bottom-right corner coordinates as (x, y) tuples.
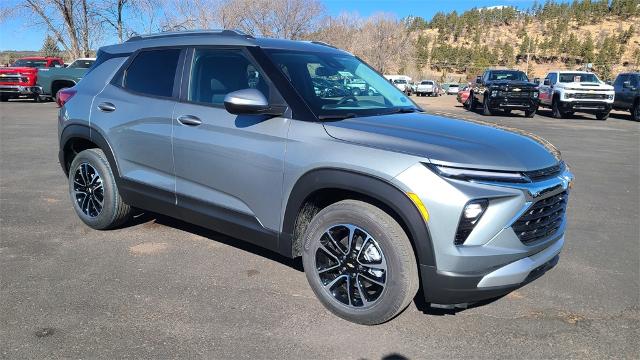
(421, 81), (433, 85)
(559, 73), (599, 83)
(266, 49), (417, 118)
(12, 59), (47, 68)
(68, 59), (95, 69)
(489, 71), (529, 81)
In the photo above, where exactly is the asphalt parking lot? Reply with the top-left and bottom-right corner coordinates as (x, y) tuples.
(1, 96), (638, 359)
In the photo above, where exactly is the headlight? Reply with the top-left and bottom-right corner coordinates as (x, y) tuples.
(564, 92), (574, 99)
(607, 94), (614, 100)
(490, 90), (498, 97)
(426, 164), (529, 183)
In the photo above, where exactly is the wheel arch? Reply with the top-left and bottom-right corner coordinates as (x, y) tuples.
(280, 168), (435, 267)
(59, 124), (120, 179)
(51, 79), (76, 97)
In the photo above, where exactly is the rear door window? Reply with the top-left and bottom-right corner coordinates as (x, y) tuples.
(123, 49), (181, 98)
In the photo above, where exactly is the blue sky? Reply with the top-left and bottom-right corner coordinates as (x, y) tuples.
(0, 0), (540, 51)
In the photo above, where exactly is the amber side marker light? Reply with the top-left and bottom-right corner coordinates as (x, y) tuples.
(407, 192), (430, 222)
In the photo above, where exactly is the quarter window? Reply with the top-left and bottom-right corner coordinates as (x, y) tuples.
(188, 49), (271, 106)
(124, 49), (181, 97)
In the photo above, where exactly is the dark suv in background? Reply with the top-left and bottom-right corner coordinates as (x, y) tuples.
(469, 69), (539, 117)
(613, 72), (640, 121)
(57, 30), (572, 325)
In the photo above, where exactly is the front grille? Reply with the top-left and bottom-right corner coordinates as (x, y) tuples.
(512, 191), (567, 244)
(0, 74), (22, 83)
(504, 91), (531, 99)
(573, 93), (608, 100)
(523, 163), (563, 181)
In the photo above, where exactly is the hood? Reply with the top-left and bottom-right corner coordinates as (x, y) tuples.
(487, 80), (537, 89)
(323, 113), (560, 172)
(557, 82), (613, 91)
(0, 67), (38, 74)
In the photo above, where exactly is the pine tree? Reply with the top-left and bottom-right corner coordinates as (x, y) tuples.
(580, 34), (595, 63)
(41, 35), (61, 58)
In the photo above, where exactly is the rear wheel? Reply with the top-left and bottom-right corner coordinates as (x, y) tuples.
(302, 200), (419, 325)
(632, 100), (639, 121)
(68, 148), (133, 230)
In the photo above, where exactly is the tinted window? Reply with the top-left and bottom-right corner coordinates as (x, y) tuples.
(124, 49), (180, 97)
(558, 73), (599, 83)
(68, 59), (95, 68)
(188, 49), (270, 105)
(488, 70), (529, 81)
(12, 59), (47, 68)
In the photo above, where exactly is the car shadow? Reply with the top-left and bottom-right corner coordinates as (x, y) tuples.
(128, 211), (304, 272)
(413, 292), (506, 316)
(534, 109), (600, 121)
(608, 111), (637, 122)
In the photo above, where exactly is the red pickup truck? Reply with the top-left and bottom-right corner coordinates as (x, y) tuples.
(0, 56), (64, 102)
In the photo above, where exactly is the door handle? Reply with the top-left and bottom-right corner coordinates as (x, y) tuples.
(177, 114), (202, 126)
(97, 102), (116, 112)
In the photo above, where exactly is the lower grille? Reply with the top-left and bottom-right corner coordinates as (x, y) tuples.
(0, 76), (22, 83)
(505, 91), (532, 99)
(513, 191), (567, 244)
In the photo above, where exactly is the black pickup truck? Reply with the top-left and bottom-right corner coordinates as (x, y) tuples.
(613, 72), (639, 121)
(469, 69), (539, 117)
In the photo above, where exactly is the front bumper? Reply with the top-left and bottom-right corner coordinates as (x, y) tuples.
(488, 97), (539, 110)
(559, 100), (612, 113)
(394, 163), (573, 305)
(0, 85), (42, 96)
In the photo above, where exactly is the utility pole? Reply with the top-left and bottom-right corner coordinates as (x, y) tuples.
(525, 36), (531, 76)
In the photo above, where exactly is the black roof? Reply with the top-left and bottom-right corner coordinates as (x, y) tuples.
(101, 29), (347, 55)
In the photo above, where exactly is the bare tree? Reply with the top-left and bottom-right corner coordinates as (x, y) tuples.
(160, 0), (324, 39)
(20, 0), (97, 58)
(97, 0), (158, 42)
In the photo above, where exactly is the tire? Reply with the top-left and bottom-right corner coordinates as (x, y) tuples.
(352, 88), (361, 96)
(302, 200), (419, 325)
(595, 111), (609, 120)
(0, 95), (8, 102)
(482, 94), (493, 116)
(503, 109), (512, 115)
(33, 94), (42, 103)
(632, 100), (639, 121)
(68, 148), (132, 230)
(551, 97), (565, 119)
(469, 92), (477, 110)
(524, 108), (536, 118)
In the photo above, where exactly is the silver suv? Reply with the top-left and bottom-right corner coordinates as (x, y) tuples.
(57, 30), (574, 325)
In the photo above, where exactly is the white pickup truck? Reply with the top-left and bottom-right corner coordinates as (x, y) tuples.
(538, 71), (614, 120)
(416, 80), (438, 97)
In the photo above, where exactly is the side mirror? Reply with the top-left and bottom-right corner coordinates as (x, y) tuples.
(224, 88), (279, 115)
(475, 76), (482, 84)
(543, 79), (550, 86)
(623, 80), (632, 88)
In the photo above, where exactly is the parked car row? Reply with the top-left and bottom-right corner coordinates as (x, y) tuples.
(0, 56), (95, 103)
(456, 68), (638, 121)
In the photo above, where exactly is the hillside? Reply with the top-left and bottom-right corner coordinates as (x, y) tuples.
(406, 1), (640, 82)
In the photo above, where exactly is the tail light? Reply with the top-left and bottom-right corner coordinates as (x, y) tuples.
(56, 88), (77, 107)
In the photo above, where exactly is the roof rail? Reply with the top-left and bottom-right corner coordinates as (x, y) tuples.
(308, 41), (337, 49)
(126, 29), (254, 42)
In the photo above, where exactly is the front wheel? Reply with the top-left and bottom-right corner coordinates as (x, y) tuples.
(595, 111), (609, 120)
(552, 98), (565, 119)
(482, 95), (494, 116)
(631, 101), (639, 121)
(302, 200), (419, 325)
(524, 108), (536, 118)
(68, 148), (133, 230)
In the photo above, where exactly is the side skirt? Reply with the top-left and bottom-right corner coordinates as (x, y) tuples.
(119, 178), (281, 256)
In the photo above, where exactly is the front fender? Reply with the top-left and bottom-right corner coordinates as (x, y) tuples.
(280, 168), (436, 267)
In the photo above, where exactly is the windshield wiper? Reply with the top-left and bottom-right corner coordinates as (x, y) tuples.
(317, 113), (357, 120)
(382, 107), (422, 115)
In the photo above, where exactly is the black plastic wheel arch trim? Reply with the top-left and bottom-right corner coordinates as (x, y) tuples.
(280, 168), (436, 267)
